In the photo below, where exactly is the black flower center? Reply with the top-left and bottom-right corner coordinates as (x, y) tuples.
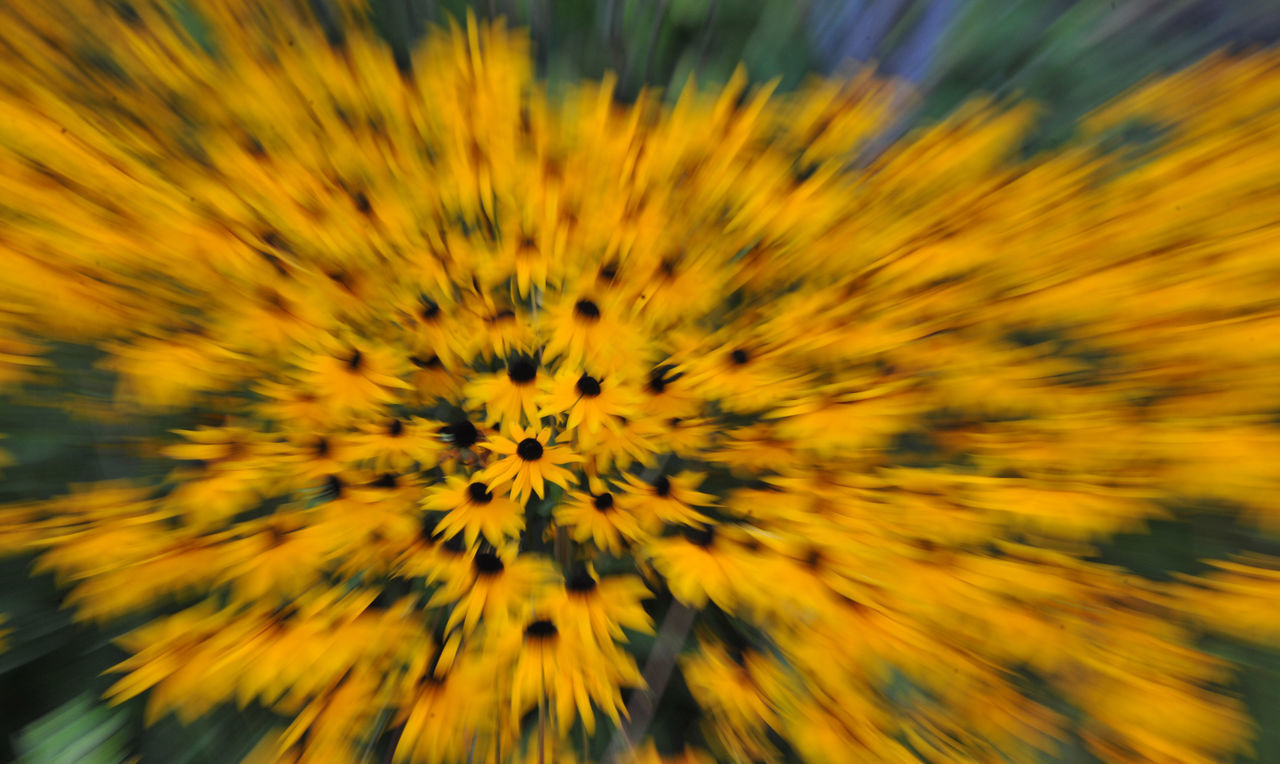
(592, 492), (614, 511)
(566, 568), (597, 593)
(507, 358), (538, 384)
(525, 619), (558, 640)
(445, 420), (478, 449)
(324, 474), (344, 499)
(516, 438), (544, 461)
(346, 349), (364, 370)
(474, 552), (504, 575)
(314, 437), (330, 458)
(653, 475), (672, 497)
(420, 299), (441, 321)
(576, 374), (602, 397)
(684, 525), (715, 547)
(598, 263), (619, 282)
(647, 364), (681, 394)
(410, 354), (443, 369)
(730, 348), (750, 366)
(387, 418), (404, 437)
(467, 482), (493, 504)
(668, 417), (683, 427)
(574, 299), (601, 321)
(372, 473), (398, 489)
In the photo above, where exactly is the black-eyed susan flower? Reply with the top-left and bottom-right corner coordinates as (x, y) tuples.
(548, 566), (654, 646)
(619, 471), (716, 532)
(552, 486), (646, 555)
(422, 474), (525, 547)
(539, 368), (639, 436)
(346, 415), (445, 472)
(495, 613), (642, 737)
(481, 425), (579, 503)
(465, 355), (544, 434)
(427, 548), (557, 634)
(296, 341), (412, 414)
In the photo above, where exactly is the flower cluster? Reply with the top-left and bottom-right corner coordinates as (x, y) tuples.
(1, 2), (1279, 763)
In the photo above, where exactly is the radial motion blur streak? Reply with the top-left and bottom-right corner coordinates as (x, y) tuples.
(1, 1), (1280, 763)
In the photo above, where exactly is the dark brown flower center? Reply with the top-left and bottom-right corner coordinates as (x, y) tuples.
(445, 420), (479, 449)
(574, 299), (601, 321)
(592, 492), (614, 511)
(647, 364), (681, 394)
(653, 475), (672, 497)
(576, 374), (602, 397)
(525, 619), (558, 640)
(730, 348), (750, 365)
(387, 418), (404, 437)
(467, 482), (493, 504)
(566, 568), (597, 593)
(684, 525), (715, 547)
(346, 349), (364, 370)
(474, 552), (504, 575)
(507, 358), (538, 384)
(517, 438), (544, 461)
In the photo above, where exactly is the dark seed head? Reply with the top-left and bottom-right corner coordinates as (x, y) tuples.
(668, 417), (683, 427)
(507, 358), (537, 384)
(516, 438), (544, 461)
(419, 298), (440, 321)
(684, 525), (715, 547)
(566, 567), (597, 593)
(592, 492), (614, 511)
(442, 535), (467, 554)
(346, 349), (364, 370)
(245, 135), (266, 158)
(314, 437), (330, 458)
(524, 619), (557, 640)
(445, 420), (478, 449)
(804, 547), (823, 569)
(371, 473), (398, 489)
(467, 482), (493, 504)
(653, 475), (672, 497)
(647, 364), (682, 394)
(730, 348), (750, 366)
(576, 374), (602, 397)
(473, 552), (504, 575)
(116, 2), (141, 26)
(387, 418), (404, 437)
(324, 474), (344, 499)
(599, 263), (619, 282)
(352, 190), (372, 215)
(410, 355), (442, 369)
(574, 299), (601, 321)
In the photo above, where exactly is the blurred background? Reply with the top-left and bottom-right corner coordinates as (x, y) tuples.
(4, 0), (1280, 761)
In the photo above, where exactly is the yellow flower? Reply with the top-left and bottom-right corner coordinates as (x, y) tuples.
(495, 613), (642, 736)
(618, 471), (715, 532)
(539, 367), (639, 436)
(464, 356), (544, 434)
(427, 548), (557, 634)
(480, 425), (579, 503)
(552, 486), (647, 555)
(422, 474), (525, 548)
(295, 342), (412, 414)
